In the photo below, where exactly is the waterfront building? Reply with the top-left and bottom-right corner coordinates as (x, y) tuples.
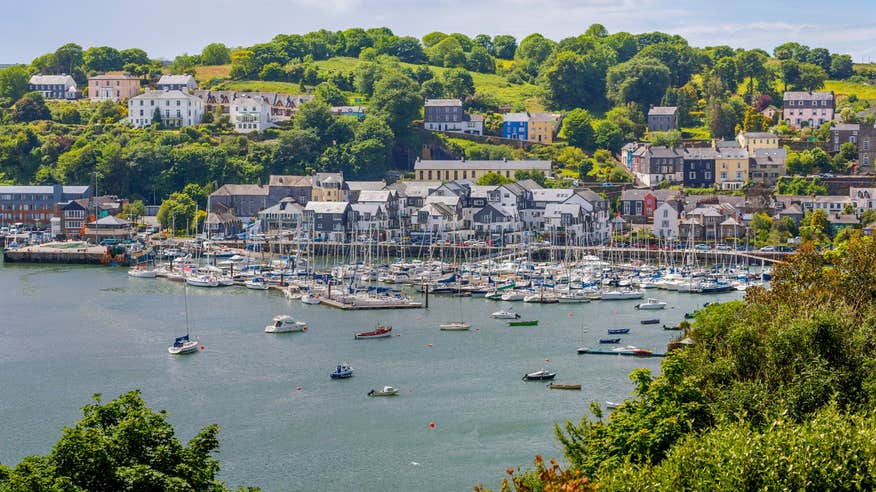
(831, 123), (875, 172)
(736, 132), (779, 154)
(0, 185), (92, 228)
(258, 197), (304, 233)
(304, 201), (351, 241)
(423, 99), (484, 135)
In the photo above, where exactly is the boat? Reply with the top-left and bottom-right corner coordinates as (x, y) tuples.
(602, 289), (644, 300)
(523, 293), (559, 303)
(607, 328), (630, 334)
(605, 401), (620, 409)
(576, 346), (590, 354)
(484, 291), (504, 300)
(490, 310), (520, 319)
(167, 334), (199, 355)
(355, 324), (393, 339)
(599, 337), (621, 344)
(439, 321), (471, 331)
(635, 298), (667, 310)
(500, 291), (525, 301)
(611, 345), (653, 356)
(640, 318), (660, 325)
(245, 277), (270, 290)
(663, 324), (683, 331)
(264, 315), (307, 333)
(186, 275), (219, 288)
(522, 369), (556, 381)
(128, 268), (157, 278)
(368, 386), (399, 397)
(301, 293), (321, 305)
(330, 363), (354, 379)
(548, 383), (581, 390)
(508, 320), (538, 326)
(558, 291), (591, 303)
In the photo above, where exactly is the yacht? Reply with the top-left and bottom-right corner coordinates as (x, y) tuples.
(128, 268), (157, 278)
(245, 277), (270, 290)
(167, 334), (199, 355)
(439, 321), (471, 331)
(500, 291), (525, 302)
(635, 298), (667, 310)
(490, 310), (520, 319)
(265, 315), (307, 333)
(301, 293), (321, 305)
(558, 291), (591, 303)
(601, 289), (644, 300)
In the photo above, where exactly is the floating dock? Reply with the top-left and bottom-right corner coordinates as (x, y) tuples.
(316, 296), (423, 310)
(2, 242), (126, 265)
(578, 349), (667, 357)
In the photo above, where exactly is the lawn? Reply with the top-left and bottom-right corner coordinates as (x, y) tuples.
(194, 65), (231, 83)
(824, 79), (876, 101)
(212, 80), (304, 93)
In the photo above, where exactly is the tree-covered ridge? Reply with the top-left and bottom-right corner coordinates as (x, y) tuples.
(492, 235), (876, 490)
(0, 390), (256, 491)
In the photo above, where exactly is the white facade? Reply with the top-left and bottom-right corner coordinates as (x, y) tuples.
(128, 90), (204, 128)
(850, 187), (876, 212)
(230, 96), (274, 133)
(652, 202), (680, 239)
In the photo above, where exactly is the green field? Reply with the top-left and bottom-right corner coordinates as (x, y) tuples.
(824, 79), (876, 100)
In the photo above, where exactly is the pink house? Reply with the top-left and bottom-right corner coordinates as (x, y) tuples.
(88, 75), (141, 102)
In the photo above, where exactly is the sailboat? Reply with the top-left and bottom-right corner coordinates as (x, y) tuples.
(440, 234), (470, 331)
(168, 282), (199, 355)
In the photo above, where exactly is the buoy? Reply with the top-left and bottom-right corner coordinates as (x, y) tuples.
(429, 421), (435, 429)
(427, 343), (433, 347)
(568, 312), (573, 317)
(303, 327), (307, 331)
(200, 345), (205, 350)
(475, 328), (480, 332)
(296, 386), (302, 391)
(545, 358), (550, 362)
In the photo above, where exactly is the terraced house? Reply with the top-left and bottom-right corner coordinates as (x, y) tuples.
(782, 91), (834, 129)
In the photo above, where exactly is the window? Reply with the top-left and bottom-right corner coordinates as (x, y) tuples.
(689, 172), (696, 179)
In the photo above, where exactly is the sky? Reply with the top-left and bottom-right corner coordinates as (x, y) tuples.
(2, 0), (875, 64)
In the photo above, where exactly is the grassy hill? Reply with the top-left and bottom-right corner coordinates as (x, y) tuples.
(192, 57), (543, 110)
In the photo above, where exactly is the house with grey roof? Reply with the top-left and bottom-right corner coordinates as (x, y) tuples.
(749, 148), (787, 185)
(647, 106), (678, 132)
(157, 74), (197, 93)
(783, 91), (835, 129)
(652, 201), (682, 239)
(128, 89), (203, 128)
(423, 98), (483, 135)
(350, 202), (388, 237)
(683, 148), (718, 188)
(303, 201), (351, 241)
(413, 159), (552, 182)
(258, 197), (304, 233)
(630, 145), (683, 187)
(831, 123), (875, 172)
(28, 74), (78, 100)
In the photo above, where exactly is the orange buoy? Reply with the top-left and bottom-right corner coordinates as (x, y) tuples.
(200, 346), (205, 350)
(427, 343), (433, 347)
(429, 421), (435, 429)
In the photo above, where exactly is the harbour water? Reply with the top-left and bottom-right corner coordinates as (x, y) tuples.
(0, 262), (742, 491)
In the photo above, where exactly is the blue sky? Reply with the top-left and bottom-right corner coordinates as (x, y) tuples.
(2, 0), (874, 63)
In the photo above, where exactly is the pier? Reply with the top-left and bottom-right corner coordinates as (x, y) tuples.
(1, 242), (128, 265)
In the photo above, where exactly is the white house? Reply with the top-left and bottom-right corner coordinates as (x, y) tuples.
(157, 74), (198, 93)
(850, 187), (876, 212)
(128, 90), (204, 128)
(652, 201), (681, 239)
(230, 96), (274, 133)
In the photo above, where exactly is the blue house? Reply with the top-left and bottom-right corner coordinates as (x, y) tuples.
(502, 112), (529, 140)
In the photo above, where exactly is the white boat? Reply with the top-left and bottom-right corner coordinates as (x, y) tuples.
(186, 275), (219, 288)
(558, 291), (591, 303)
(601, 289), (644, 300)
(605, 401), (620, 409)
(440, 321), (471, 331)
(245, 277), (270, 290)
(265, 315), (307, 333)
(301, 293), (321, 305)
(128, 268), (157, 278)
(368, 386), (399, 397)
(167, 334), (199, 355)
(490, 310), (520, 319)
(501, 291), (525, 302)
(217, 276), (235, 286)
(484, 291), (503, 300)
(523, 293), (559, 303)
(635, 298), (667, 310)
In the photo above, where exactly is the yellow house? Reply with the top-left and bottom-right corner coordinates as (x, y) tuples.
(413, 159), (552, 182)
(714, 146), (750, 190)
(527, 113), (561, 144)
(736, 132), (779, 154)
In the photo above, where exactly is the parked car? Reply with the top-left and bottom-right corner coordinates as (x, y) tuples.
(99, 238), (119, 246)
(759, 246), (775, 252)
(694, 243), (710, 251)
(716, 244), (732, 251)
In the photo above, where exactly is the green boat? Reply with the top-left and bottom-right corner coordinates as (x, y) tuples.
(508, 320), (539, 326)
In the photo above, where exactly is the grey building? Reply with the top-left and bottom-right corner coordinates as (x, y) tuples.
(831, 123), (875, 172)
(749, 148), (788, 185)
(423, 99), (483, 135)
(647, 106), (678, 132)
(303, 201), (351, 241)
(28, 74), (78, 100)
(157, 74), (197, 93)
(683, 148), (718, 188)
(0, 185), (91, 227)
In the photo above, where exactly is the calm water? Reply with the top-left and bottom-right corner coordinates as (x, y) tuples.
(0, 262), (742, 491)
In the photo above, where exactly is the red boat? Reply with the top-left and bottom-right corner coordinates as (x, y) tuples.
(355, 324), (393, 339)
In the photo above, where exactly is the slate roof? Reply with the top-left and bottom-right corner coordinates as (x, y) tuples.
(304, 201), (349, 214)
(414, 160), (551, 171)
(424, 98), (463, 107)
(648, 106), (677, 116)
(268, 175), (311, 187)
(29, 74), (76, 86)
(0, 185), (89, 194)
(157, 75), (195, 86)
(356, 190), (392, 203)
(346, 181), (386, 192)
(212, 184), (269, 196)
(783, 91), (834, 101)
(532, 189), (574, 202)
(684, 148), (719, 160)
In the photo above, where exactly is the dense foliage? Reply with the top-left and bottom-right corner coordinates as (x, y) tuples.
(0, 390), (255, 491)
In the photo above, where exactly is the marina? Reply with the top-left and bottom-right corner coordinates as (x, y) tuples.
(0, 257), (744, 490)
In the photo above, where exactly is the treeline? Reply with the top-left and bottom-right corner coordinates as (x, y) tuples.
(497, 236), (876, 490)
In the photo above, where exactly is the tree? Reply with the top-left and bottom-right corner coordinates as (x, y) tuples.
(369, 73), (421, 137)
(53, 43), (84, 75)
(542, 51), (610, 110)
(592, 120), (624, 152)
(441, 68), (475, 99)
(477, 172), (513, 185)
(152, 107), (162, 128)
(229, 49), (257, 80)
(0, 390), (249, 491)
(201, 43), (231, 65)
(314, 82), (347, 106)
(606, 57), (671, 108)
(422, 31), (448, 48)
(839, 142), (858, 163)
(514, 170), (547, 186)
(635, 42), (703, 86)
(492, 35), (517, 59)
(830, 54), (854, 79)
(712, 57), (738, 93)
(650, 130), (682, 148)
(465, 46), (495, 73)
(294, 99), (335, 144)
(13, 92), (51, 122)
(736, 50), (769, 103)
(83, 46), (123, 72)
(120, 48), (149, 67)
(742, 105), (769, 132)
(158, 191), (196, 232)
(707, 99), (737, 139)
(516, 34), (556, 66)
(561, 109), (594, 150)
(258, 62), (286, 81)
(0, 65), (31, 104)
(806, 48), (832, 72)
(796, 62), (827, 91)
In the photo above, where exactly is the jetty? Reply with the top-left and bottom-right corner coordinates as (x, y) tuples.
(2, 242), (131, 265)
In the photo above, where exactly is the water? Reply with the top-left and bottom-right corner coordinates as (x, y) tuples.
(0, 263), (742, 491)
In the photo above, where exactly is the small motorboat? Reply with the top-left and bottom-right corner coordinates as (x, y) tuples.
(368, 386), (399, 397)
(500, 291), (525, 302)
(245, 277), (270, 290)
(484, 291), (503, 300)
(605, 401), (620, 409)
(355, 324), (393, 339)
(640, 319), (660, 325)
(663, 324), (683, 331)
(607, 328), (630, 334)
(522, 369), (556, 381)
(635, 298), (667, 310)
(490, 310), (520, 319)
(576, 346), (590, 354)
(611, 345), (654, 356)
(301, 293), (321, 305)
(548, 383), (581, 390)
(330, 363), (354, 379)
(265, 315), (307, 333)
(167, 334), (199, 355)
(599, 337), (621, 344)
(128, 268), (157, 278)
(440, 321), (471, 331)
(508, 320), (538, 327)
